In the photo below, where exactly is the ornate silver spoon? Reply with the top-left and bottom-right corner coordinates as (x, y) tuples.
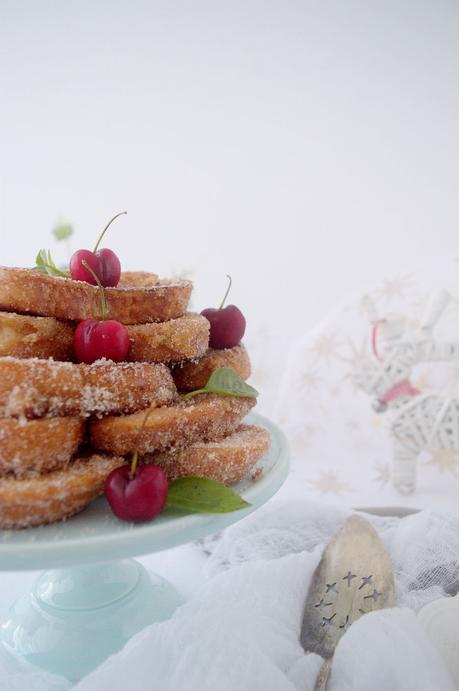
(300, 514), (395, 690)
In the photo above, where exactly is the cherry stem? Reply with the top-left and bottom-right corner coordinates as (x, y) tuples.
(129, 406), (155, 478)
(130, 451), (139, 478)
(93, 211), (127, 253)
(82, 260), (107, 320)
(219, 274), (232, 310)
(180, 388), (208, 401)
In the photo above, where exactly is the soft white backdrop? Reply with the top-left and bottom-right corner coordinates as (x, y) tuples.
(1, 0), (459, 410)
(0, 5), (459, 685)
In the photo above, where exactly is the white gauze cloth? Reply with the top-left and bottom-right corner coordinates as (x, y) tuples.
(1, 500), (458, 691)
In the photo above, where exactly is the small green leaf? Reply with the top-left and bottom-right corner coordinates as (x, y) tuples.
(33, 248), (69, 278)
(181, 367), (258, 400)
(206, 367), (258, 397)
(167, 477), (251, 513)
(52, 222), (74, 242)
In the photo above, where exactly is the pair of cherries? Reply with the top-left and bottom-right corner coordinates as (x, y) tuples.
(71, 212), (130, 364)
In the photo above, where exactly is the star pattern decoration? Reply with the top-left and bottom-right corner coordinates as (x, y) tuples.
(374, 274), (413, 303)
(309, 332), (341, 363)
(426, 449), (459, 477)
(339, 614), (350, 631)
(325, 582), (338, 594)
(341, 340), (373, 393)
(343, 571), (357, 586)
(308, 471), (351, 496)
(292, 424), (318, 451)
(344, 339), (371, 367)
(364, 589), (382, 602)
(358, 575), (373, 590)
(314, 598), (333, 611)
(321, 613), (336, 627)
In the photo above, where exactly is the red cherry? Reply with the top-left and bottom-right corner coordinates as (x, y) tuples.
(201, 305), (246, 349)
(69, 212), (126, 287)
(105, 464), (169, 522)
(97, 248), (121, 287)
(73, 319), (130, 364)
(201, 275), (246, 349)
(69, 248), (121, 287)
(69, 249), (103, 285)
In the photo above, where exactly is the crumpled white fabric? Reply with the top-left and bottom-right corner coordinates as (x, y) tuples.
(0, 501), (457, 691)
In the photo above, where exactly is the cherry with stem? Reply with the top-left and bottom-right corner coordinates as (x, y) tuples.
(73, 261), (130, 364)
(105, 407), (169, 522)
(201, 274), (246, 349)
(69, 211), (127, 287)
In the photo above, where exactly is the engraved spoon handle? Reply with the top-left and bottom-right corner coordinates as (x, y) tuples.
(314, 658), (332, 691)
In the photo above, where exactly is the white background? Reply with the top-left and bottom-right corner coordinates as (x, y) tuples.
(0, 3), (458, 677)
(1, 0), (459, 402)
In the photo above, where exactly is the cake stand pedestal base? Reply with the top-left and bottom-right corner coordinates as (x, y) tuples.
(0, 558), (183, 682)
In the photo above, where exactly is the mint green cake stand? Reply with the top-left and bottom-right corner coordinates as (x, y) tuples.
(0, 413), (288, 682)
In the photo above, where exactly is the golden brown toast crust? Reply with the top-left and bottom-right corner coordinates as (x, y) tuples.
(148, 424), (270, 484)
(0, 425), (269, 528)
(0, 267), (192, 324)
(0, 311), (209, 363)
(0, 357), (177, 419)
(117, 271), (159, 287)
(0, 311), (74, 360)
(0, 453), (126, 529)
(126, 313), (209, 363)
(0, 416), (84, 477)
(172, 344), (251, 391)
(90, 394), (256, 455)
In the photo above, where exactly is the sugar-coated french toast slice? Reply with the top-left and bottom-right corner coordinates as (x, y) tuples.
(172, 344), (251, 390)
(0, 357), (177, 418)
(147, 424), (269, 484)
(0, 425), (270, 529)
(0, 453), (126, 529)
(0, 311), (74, 360)
(0, 267), (192, 324)
(90, 394), (256, 455)
(0, 311), (209, 363)
(126, 313), (209, 363)
(0, 416), (84, 477)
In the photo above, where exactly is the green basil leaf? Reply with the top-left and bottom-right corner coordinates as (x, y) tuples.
(167, 477), (251, 513)
(181, 367), (258, 401)
(34, 249), (47, 273)
(33, 248), (69, 277)
(52, 222), (73, 242)
(205, 367), (258, 398)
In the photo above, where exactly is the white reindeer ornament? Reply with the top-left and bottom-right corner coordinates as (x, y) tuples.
(353, 291), (459, 494)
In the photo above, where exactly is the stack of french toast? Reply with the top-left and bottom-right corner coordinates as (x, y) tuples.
(0, 266), (270, 529)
